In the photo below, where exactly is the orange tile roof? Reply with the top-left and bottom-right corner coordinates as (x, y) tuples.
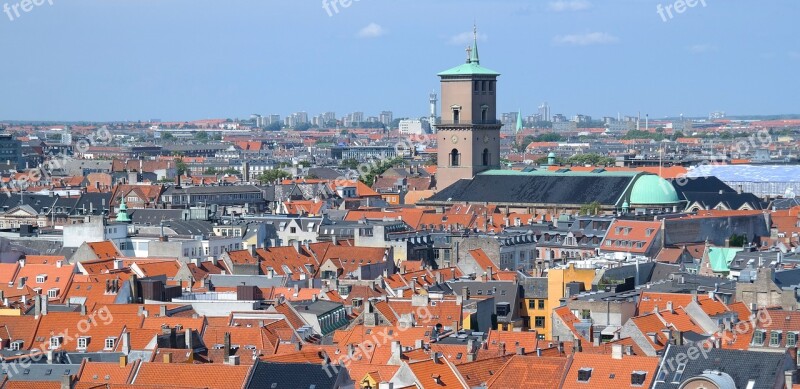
(78, 360), (138, 385)
(562, 353), (659, 389)
(456, 354), (515, 387)
(486, 355), (568, 388)
(87, 241), (122, 260)
(638, 292), (716, 315)
(132, 362), (251, 389)
(602, 220), (661, 254)
(406, 356), (468, 389)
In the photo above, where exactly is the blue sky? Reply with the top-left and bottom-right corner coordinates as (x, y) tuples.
(0, 0), (797, 122)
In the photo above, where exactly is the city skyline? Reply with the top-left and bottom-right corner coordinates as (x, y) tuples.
(0, 0), (798, 121)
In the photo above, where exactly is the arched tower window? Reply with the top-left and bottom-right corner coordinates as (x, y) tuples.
(482, 148), (489, 166)
(450, 149), (461, 167)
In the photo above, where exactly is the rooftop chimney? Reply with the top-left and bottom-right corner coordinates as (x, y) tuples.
(163, 353), (172, 363)
(611, 344), (623, 360)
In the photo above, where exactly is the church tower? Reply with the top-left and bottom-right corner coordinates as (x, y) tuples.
(435, 26), (501, 190)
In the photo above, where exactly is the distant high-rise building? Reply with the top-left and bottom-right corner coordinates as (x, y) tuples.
(399, 119), (424, 135)
(572, 114), (592, 123)
(500, 112), (518, 134)
(379, 111), (393, 126)
(268, 114), (281, 125)
(538, 102), (550, 122)
(429, 91), (438, 133)
(552, 114), (567, 122)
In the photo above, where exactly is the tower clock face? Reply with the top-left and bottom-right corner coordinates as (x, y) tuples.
(451, 135), (458, 144)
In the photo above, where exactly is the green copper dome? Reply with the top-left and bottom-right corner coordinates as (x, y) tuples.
(629, 174), (680, 205)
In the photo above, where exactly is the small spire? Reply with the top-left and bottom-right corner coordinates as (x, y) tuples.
(470, 24), (480, 64)
(465, 46), (472, 63)
(516, 109), (523, 133)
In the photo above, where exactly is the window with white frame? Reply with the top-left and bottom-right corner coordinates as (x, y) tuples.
(77, 336), (89, 350)
(47, 289), (59, 299)
(788, 332), (798, 347)
(104, 337), (115, 350)
(49, 336), (61, 349)
(36, 275), (46, 283)
(10, 341), (22, 351)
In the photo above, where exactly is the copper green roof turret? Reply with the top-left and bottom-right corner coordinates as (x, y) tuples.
(116, 196), (131, 223)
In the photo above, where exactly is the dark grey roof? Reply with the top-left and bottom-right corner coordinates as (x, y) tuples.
(73, 193), (112, 216)
(129, 209), (188, 224)
(682, 191), (764, 210)
(246, 361), (341, 389)
(1, 363), (80, 381)
(448, 280), (520, 322)
(774, 268), (800, 288)
(0, 194), (58, 214)
(427, 173), (632, 206)
(291, 300), (344, 315)
(654, 345), (790, 389)
(307, 167), (344, 180)
(650, 263), (683, 283)
(599, 262), (656, 287)
(670, 176), (735, 195)
(771, 197), (800, 210)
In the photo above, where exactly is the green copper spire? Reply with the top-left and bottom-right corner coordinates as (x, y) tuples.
(516, 109), (523, 133)
(116, 196), (131, 223)
(470, 24), (480, 64)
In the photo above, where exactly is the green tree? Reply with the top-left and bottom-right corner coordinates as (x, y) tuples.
(257, 169), (291, 184)
(174, 158), (188, 176)
(729, 234), (747, 247)
(222, 168), (240, 175)
(162, 132), (175, 141)
(204, 167), (218, 175)
(340, 158), (360, 169)
(194, 131), (209, 142)
(579, 201), (602, 216)
(265, 122), (282, 132)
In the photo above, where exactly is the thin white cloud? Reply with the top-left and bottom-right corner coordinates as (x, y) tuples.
(448, 31), (488, 46)
(688, 44), (716, 53)
(553, 32), (617, 46)
(549, 0), (591, 12)
(357, 23), (386, 39)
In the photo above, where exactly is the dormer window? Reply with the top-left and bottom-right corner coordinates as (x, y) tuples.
(36, 275), (46, 283)
(631, 371), (647, 386)
(47, 288), (59, 299)
(577, 368), (592, 382)
(77, 336), (89, 350)
(104, 337), (116, 350)
(49, 336), (61, 349)
(10, 340), (22, 351)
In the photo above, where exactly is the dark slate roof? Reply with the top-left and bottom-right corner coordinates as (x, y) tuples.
(73, 193), (112, 216)
(650, 263), (683, 283)
(654, 345), (790, 389)
(774, 268), (800, 288)
(599, 262), (656, 286)
(307, 167), (344, 180)
(1, 363), (80, 381)
(771, 197), (800, 210)
(0, 194), (58, 214)
(682, 191), (764, 210)
(670, 176), (735, 195)
(162, 185), (262, 195)
(129, 209), (188, 224)
(448, 280), (521, 322)
(427, 173), (633, 206)
(246, 361), (341, 389)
